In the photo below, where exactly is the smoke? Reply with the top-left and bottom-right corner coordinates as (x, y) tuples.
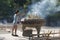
(26, 0), (60, 19)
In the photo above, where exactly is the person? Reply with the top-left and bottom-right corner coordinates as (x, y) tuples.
(12, 10), (19, 36)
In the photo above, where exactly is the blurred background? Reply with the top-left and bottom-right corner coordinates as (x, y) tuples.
(0, 0), (60, 27)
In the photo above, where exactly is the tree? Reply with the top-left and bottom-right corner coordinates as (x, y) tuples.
(0, 0), (32, 22)
(0, 0), (15, 22)
(56, 0), (60, 6)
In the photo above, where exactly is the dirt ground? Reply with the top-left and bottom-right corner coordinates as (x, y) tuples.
(0, 24), (60, 40)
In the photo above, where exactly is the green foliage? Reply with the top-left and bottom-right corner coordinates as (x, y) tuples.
(0, 0), (31, 22)
(0, 0), (14, 19)
(14, 0), (31, 6)
(48, 12), (60, 20)
(56, 0), (60, 6)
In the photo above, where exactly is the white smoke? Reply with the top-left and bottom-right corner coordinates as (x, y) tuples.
(26, 0), (60, 19)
